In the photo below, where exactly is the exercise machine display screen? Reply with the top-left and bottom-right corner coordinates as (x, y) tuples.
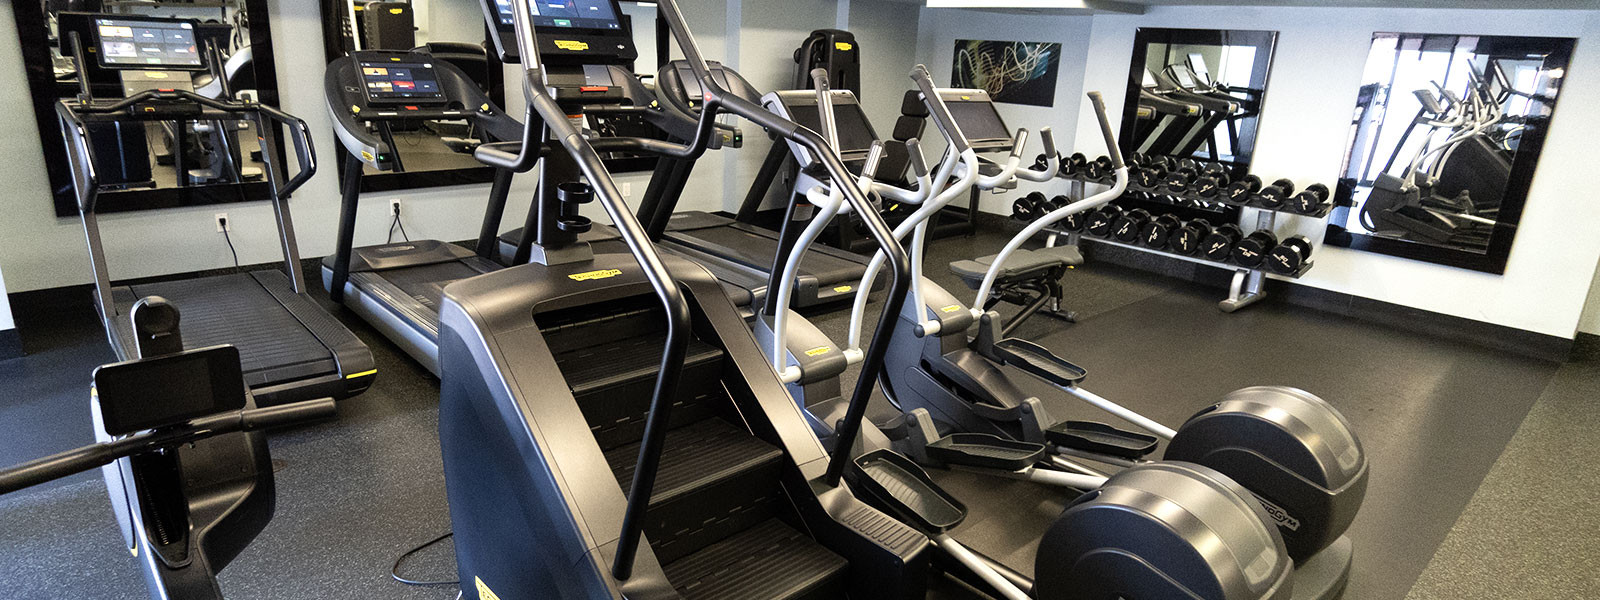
(359, 60), (447, 105)
(788, 103), (877, 154)
(494, 0), (622, 30)
(944, 99), (1011, 145)
(94, 346), (247, 436)
(93, 17), (203, 70)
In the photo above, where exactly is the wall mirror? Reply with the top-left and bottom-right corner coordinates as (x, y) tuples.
(1326, 33), (1573, 274)
(319, 0), (508, 192)
(1117, 28), (1276, 222)
(15, 0), (282, 217)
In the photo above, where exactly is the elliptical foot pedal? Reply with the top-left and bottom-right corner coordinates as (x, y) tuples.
(1046, 421), (1158, 460)
(926, 433), (1045, 470)
(991, 338), (1087, 386)
(846, 450), (965, 532)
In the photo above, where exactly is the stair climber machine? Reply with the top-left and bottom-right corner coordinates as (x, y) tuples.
(57, 16), (376, 406)
(771, 66), (1297, 600)
(321, 48), (528, 375)
(434, 0), (940, 598)
(0, 297), (337, 599)
(846, 70), (1368, 599)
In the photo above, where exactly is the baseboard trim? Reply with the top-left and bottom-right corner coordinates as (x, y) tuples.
(1082, 241), (1576, 363)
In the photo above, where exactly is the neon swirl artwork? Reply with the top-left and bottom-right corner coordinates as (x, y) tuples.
(952, 39), (1062, 107)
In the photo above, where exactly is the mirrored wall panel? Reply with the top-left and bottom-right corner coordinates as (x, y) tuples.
(1326, 33), (1573, 274)
(1117, 28), (1277, 222)
(16, 0), (281, 216)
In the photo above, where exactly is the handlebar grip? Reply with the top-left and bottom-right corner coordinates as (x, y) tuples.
(905, 138), (929, 178)
(240, 399), (338, 431)
(1038, 127), (1057, 160)
(860, 141), (885, 180)
(1086, 91), (1123, 169)
(910, 64), (970, 154)
(0, 445), (117, 495)
(1009, 129), (1029, 159)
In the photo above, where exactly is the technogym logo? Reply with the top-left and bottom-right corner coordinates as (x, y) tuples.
(1252, 493), (1301, 531)
(568, 269), (622, 282)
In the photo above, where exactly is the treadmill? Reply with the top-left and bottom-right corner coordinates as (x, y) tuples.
(61, 14), (375, 406)
(321, 49), (525, 375)
(635, 61), (875, 310)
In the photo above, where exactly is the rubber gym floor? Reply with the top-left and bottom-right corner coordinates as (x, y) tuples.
(1, 226), (1596, 599)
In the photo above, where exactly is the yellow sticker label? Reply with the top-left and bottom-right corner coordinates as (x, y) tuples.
(569, 268), (622, 281)
(960, 95), (972, 100)
(834, 42), (853, 52)
(346, 369), (377, 379)
(940, 304), (962, 313)
(480, 103), (490, 111)
(804, 346), (832, 357)
(832, 285), (853, 293)
(554, 40), (590, 51)
(360, 151), (374, 162)
(351, 105), (361, 113)
(389, 7), (404, 13)
(475, 577), (503, 600)
(146, 72), (169, 79)
(390, 57), (401, 61)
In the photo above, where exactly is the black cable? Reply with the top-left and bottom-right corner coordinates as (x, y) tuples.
(391, 531), (458, 587)
(220, 223), (240, 268)
(387, 214), (399, 244)
(397, 218), (411, 242)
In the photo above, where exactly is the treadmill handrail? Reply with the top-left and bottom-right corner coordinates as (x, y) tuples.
(657, 0), (916, 497)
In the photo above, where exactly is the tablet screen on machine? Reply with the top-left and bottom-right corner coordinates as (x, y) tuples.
(787, 103), (878, 155)
(93, 17), (205, 71)
(494, 0), (623, 31)
(943, 99), (1012, 147)
(358, 59), (448, 106)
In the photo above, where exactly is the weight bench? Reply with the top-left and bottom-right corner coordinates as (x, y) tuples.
(948, 244), (1082, 337)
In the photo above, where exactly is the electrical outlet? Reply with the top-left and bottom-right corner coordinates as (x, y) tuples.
(622, 182), (632, 197)
(390, 199), (402, 215)
(215, 213), (230, 232)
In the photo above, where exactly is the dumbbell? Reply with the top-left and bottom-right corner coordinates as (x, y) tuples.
(1161, 166), (1199, 196)
(1289, 183), (1332, 215)
(1112, 208), (1153, 242)
(1061, 153), (1088, 178)
(1171, 219), (1213, 255)
(1201, 224), (1244, 261)
(1231, 229), (1280, 267)
(1139, 214), (1183, 249)
(1134, 160), (1168, 190)
(1060, 209), (1088, 232)
(1251, 178), (1297, 209)
(1034, 153), (1055, 173)
(1192, 165), (1231, 199)
(1085, 205), (1124, 237)
(1267, 236), (1314, 274)
(1225, 174), (1262, 204)
(1010, 191), (1049, 222)
(1083, 155), (1115, 181)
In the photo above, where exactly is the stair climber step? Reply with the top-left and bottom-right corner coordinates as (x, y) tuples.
(991, 338), (1087, 386)
(555, 334), (725, 398)
(662, 518), (849, 600)
(1045, 420), (1159, 460)
(604, 418), (785, 564)
(926, 433), (1046, 470)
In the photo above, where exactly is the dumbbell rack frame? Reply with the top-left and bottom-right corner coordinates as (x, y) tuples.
(1046, 179), (1314, 313)
(1061, 174), (1335, 219)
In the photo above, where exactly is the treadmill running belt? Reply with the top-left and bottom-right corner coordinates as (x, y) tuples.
(121, 274), (334, 385)
(671, 226), (862, 284)
(380, 261), (486, 311)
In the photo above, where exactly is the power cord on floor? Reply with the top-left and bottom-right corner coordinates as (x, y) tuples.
(391, 531), (458, 587)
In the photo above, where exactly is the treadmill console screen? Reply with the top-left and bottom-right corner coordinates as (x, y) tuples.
(494, 0), (623, 31)
(359, 58), (448, 106)
(944, 99), (1011, 146)
(93, 17), (204, 71)
(788, 103), (877, 154)
(94, 346), (247, 436)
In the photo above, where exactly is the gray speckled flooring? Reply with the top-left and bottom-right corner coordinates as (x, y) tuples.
(0, 224), (1594, 599)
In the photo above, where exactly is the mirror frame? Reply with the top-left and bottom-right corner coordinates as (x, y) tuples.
(1323, 32), (1576, 275)
(15, 0), (285, 217)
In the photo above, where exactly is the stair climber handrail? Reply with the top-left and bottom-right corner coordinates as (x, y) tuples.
(971, 91), (1127, 316)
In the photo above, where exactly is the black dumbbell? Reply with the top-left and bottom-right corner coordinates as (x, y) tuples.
(1082, 156), (1114, 181)
(1062, 153), (1088, 178)
(1175, 158), (1199, 175)
(1060, 210), (1088, 232)
(1010, 191), (1048, 222)
(1086, 205), (1124, 237)
(1225, 174), (1262, 204)
(1171, 219), (1213, 255)
(1034, 153), (1054, 172)
(1140, 214), (1183, 249)
(1162, 167), (1199, 196)
(1289, 183), (1331, 215)
(1268, 236), (1313, 274)
(1112, 208), (1152, 242)
(1134, 162), (1167, 190)
(1201, 224), (1244, 261)
(1252, 178), (1297, 209)
(1231, 230), (1280, 267)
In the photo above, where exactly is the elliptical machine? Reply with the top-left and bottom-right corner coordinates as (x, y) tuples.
(0, 298), (336, 599)
(842, 68), (1366, 596)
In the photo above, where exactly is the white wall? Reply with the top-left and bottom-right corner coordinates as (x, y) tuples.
(1048, 6), (1600, 340)
(1579, 264), (1600, 335)
(914, 8), (1095, 216)
(0, 264), (13, 332)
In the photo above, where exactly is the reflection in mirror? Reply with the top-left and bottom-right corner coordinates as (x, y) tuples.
(1327, 33), (1573, 273)
(19, 0), (280, 215)
(1117, 28), (1276, 222)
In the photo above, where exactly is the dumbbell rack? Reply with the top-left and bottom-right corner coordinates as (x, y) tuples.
(1045, 177), (1317, 313)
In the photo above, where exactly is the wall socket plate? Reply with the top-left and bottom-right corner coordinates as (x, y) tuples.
(215, 213), (231, 232)
(390, 199), (402, 215)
